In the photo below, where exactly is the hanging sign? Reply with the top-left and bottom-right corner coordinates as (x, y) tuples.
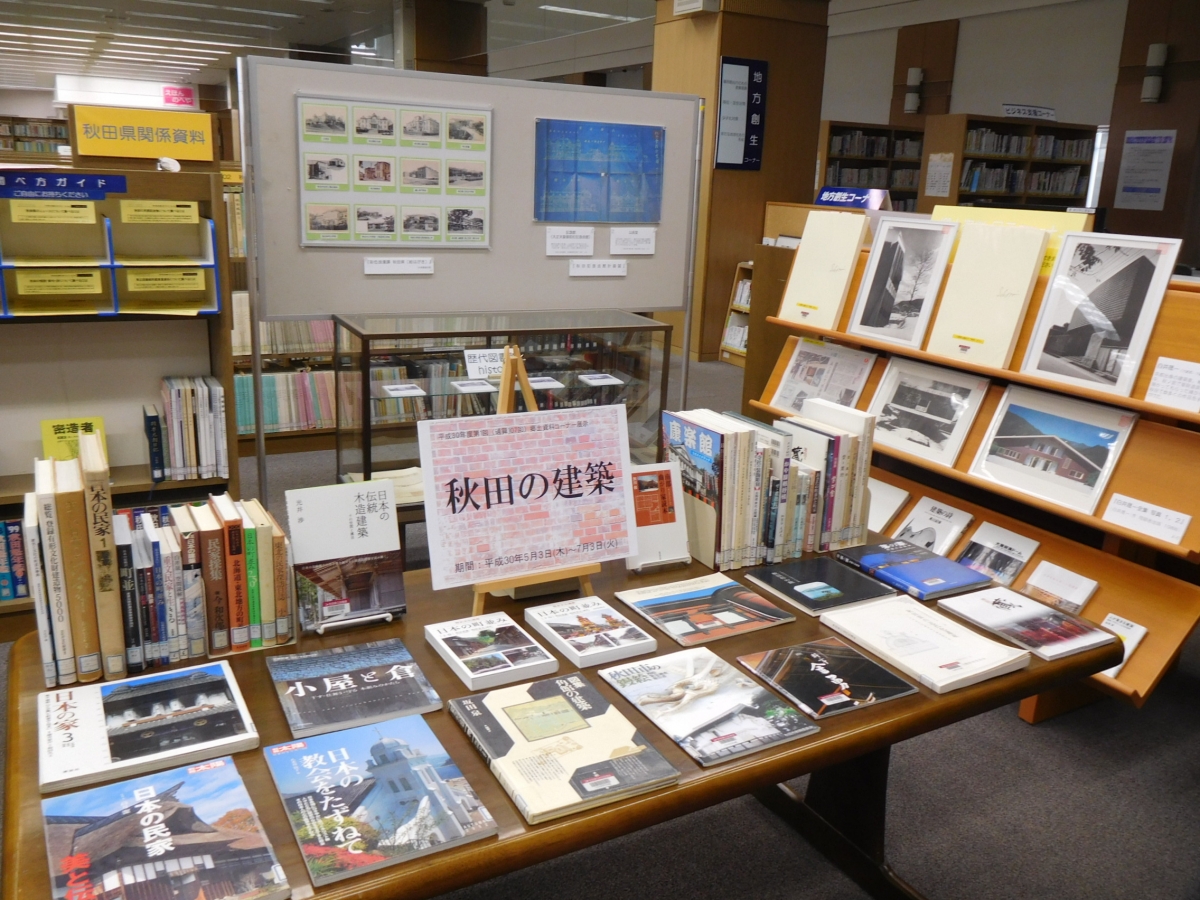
(715, 57), (768, 171)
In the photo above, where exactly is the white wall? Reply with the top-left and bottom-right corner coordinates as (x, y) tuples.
(0, 89), (60, 119)
(952, 0), (1126, 124)
(821, 29), (898, 124)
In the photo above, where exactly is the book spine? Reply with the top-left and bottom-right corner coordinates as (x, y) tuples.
(6, 521), (27, 598)
(38, 495), (77, 684)
(23, 514), (59, 687)
(179, 531), (207, 658)
(150, 536), (176, 663)
(56, 488), (103, 682)
(244, 519), (262, 649)
(200, 527), (230, 655)
(446, 699), (498, 762)
(273, 531), (290, 643)
(224, 518), (250, 652)
(115, 539), (143, 672)
(169, 543), (188, 659)
(0, 524), (12, 601)
(144, 409), (166, 483)
(82, 474), (126, 679)
(819, 438), (839, 552)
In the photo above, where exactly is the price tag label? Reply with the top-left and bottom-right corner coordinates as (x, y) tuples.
(1102, 493), (1191, 545)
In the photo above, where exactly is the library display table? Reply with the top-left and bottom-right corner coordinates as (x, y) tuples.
(4, 560), (1121, 900)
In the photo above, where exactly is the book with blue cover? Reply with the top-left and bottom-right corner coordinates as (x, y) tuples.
(264, 714), (497, 885)
(661, 411), (724, 569)
(835, 539), (992, 600)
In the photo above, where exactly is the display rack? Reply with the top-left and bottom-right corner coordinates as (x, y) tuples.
(719, 261), (753, 366)
(743, 243), (1200, 717)
(816, 120), (925, 212)
(917, 113), (1097, 212)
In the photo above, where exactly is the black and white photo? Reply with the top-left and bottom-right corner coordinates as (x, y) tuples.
(1022, 233), (1180, 396)
(306, 203), (349, 232)
(401, 206), (440, 234)
(355, 204), (396, 235)
(353, 105), (395, 138)
(401, 158), (440, 187)
(303, 153), (348, 187)
(447, 114), (486, 144)
(867, 358), (988, 466)
(402, 109), (441, 139)
(302, 103), (347, 137)
(447, 207), (486, 234)
(891, 496), (973, 556)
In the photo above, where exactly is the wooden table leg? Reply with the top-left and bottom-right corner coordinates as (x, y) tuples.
(754, 746), (926, 900)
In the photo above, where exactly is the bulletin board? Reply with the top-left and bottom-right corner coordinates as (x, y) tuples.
(241, 56), (702, 318)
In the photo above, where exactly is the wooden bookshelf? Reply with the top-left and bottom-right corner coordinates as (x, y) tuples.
(816, 120), (924, 213)
(0, 465), (229, 509)
(719, 261), (753, 367)
(917, 113), (1097, 212)
(0, 116), (69, 155)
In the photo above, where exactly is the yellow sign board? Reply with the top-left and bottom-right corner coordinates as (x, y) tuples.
(10, 200), (96, 224)
(126, 268), (206, 292)
(41, 417), (106, 461)
(73, 105), (214, 161)
(221, 170), (244, 184)
(120, 200), (200, 224)
(931, 205), (1093, 275)
(16, 269), (104, 295)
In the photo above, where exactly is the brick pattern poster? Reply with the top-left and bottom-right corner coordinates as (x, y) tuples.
(418, 406), (638, 589)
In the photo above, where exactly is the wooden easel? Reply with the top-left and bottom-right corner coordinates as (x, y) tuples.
(470, 344), (601, 615)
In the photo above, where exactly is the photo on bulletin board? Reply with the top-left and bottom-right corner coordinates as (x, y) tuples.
(533, 118), (665, 223)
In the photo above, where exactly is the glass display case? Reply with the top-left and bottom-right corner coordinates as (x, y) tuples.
(333, 309), (671, 482)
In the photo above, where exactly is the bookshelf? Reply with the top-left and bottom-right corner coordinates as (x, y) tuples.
(719, 261), (753, 367)
(816, 121), (925, 213)
(0, 169), (239, 512)
(917, 113), (1097, 212)
(743, 244), (1200, 718)
(0, 116), (69, 155)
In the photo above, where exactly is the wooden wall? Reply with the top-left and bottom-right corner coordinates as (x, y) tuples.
(414, 0), (488, 76)
(889, 19), (958, 129)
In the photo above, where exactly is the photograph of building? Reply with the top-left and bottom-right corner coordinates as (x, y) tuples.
(356, 108), (395, 136)
(448, 162), (485, 185)
(402, 112), (441, 137)
(358, 159), (393, 183)
(294, 549), (405, 620)
(447, 116), (485, 142)
(877, 373), (975, 450)
(958, 541), (1025, 584)
(304, 104), (346, 135)
(541, 610), (651, 654)
(305, 153), (347, 183)
(986, 404), (1111, 488)
(446, 207), (484, 233)
(357, 205), (396, 233)
(307, 204), (349, 231)
(441, 623), (551, 674)
(857, 225), (949, 337)
(402, 208), (440, 232)
(401, 160), (440, 186)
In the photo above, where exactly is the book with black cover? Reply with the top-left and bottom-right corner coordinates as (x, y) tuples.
(744, 556), (894, 616)
(738, 637), (917, 718)
(835, 539), (991, 600)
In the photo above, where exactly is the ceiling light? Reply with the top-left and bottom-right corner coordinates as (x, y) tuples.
(108, 40), (227, 53)
(0, 30), (94, 41)
(537, 5), (641, 21)
(0, 0), (112, 11)
(140, 0), (303, 19)
(126, 11), (282, 29)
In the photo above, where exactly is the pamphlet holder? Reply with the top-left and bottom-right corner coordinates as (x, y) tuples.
(469, 344), (603, 616)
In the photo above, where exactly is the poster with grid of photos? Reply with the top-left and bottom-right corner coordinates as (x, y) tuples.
(297, 96), (492, 249)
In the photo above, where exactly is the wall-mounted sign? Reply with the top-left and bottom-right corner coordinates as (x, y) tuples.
(56, 75), (200, 111)
(673, 0), (718, 13)
(72, 105), (214, 161)
(1003, 103), (1056, 121)
(1114, 129), (1176, 212)
(715, 57), (768, 171)
(815, 187), (891, 210)
(0, 172), (126, 200)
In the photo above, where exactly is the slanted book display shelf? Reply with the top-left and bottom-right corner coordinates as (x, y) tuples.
(0, 170), (239, 567)
(743, 242), (1200, 719)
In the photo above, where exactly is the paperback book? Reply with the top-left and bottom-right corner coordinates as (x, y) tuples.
(38, 661), (258, 793)
(867, 478), (910, 534)
(264, 714), (497, 885)
(525, 595), (657, 667)
(744, 556), (894, 616)
(615, 572), (794, 646)
(1098, 613), (1147, 678)
(955, 523), (1040, 586)
(448, 673), (680, 823)
(599, 647), (819, 766)
(836, 539), (992, 600)
(892, 497), (974, 556)
(425, 611), (558, 690)
(738, 637), (917, 719)
(1021, 560), (1099, 614)
(42, 757), (289, 900)
(625, 461), (691, 572)
(938, 587), (1115, 660)
(267, 638), (442, 738)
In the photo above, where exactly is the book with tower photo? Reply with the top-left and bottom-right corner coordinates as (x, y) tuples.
(266, 638), (442, 738)
(425, 611), (558, 690)
(525, 595), (656, 667)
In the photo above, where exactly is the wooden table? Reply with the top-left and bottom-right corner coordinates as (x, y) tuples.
(4, 561), (1122, 900)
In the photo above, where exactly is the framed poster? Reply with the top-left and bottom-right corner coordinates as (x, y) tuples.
(867, 358), (989, 466)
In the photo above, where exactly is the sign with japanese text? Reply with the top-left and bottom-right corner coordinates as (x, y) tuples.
(0, 171), (126, 200)
(418, 405), (638, 589)
(41, 416), (105, 461)
(1002, 103), (1056, 121)
(815, 186), (891, 209)
(73, 104), (214, 161)
(715, 57), (768, 171)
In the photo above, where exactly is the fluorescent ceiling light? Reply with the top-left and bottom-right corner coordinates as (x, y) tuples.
(537, 5), (641, 21)
(140, 0), (303, 19)
(0, 30), (93, 41)
(0, 0), (112, 10)
(108, 40), (226, 53)
(125, 11), (281, 30)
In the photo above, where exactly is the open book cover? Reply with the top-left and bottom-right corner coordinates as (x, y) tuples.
(615, 572), (794, 646)
(599, 647), (819, 766)
(42, 757), (289, 900)
(266, 638), (441, 738)
(264, 714), (497, 885)
(448, 673), (680, 823)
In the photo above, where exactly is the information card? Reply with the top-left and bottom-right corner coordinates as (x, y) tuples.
(1102, 493), (1191, 545)
(610, 227), (656, 255)
(1144, 356), (1200, 413)
(546, 226), (594, 257)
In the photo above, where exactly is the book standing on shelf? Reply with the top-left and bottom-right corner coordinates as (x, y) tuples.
(625, 461), (691, 572)
(24, 493), (59, 688)
(892, 496), (973, 556)
(209, 493), (250, 652)
(1021, 560), (1098, 614)
(776, 210), (868, 329)
(956, 523), (1040, 586)
(867, 478), (909, 534)
(191, 500), (231, 655)
(1098, 613), (1147, 678)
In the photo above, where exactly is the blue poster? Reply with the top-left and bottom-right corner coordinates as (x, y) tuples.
(534, 118), (665, 223)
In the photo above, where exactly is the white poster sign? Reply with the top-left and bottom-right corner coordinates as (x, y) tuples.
(546, 226), (594, 257)
(1114, 129), (1176, 211)
(715, 63), (749, 166)
(925, 152), (954, 198)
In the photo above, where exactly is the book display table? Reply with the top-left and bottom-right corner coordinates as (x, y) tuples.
(3, 561), (1121, 900)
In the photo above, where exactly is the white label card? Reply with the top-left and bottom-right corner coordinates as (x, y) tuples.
(524, 376), (565, 391)
(382, 383), (426, 397)
(610, 227), (656, 255)
(925, 152), (954, 198)
(1144, 356), (1200, 413)
(1102, 493), (1192, 545)
(363, 256), (434, 275)
(569, 259), (627, 277)
(451, 379), (498, 394)
(546, 226), (594, 257)
(578, 373), (624, 386)
(463, 349), (505, 379)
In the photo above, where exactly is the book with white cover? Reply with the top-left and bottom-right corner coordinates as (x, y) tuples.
(820, 595), (1030, 694)
(867, 478), (909, 534)
(37, 660), (258, 793)
(526, 595), (656, 667)
(892, 496), (973, 556)
(925, 221), (1049, 367)
(776, 210), (869, 328)
(425, 611), (558, 690)
(1021, 560), (1099, 614)
(625, 462), (691, 572)
(800, 398), (874, 546)
(955, 523), (1040, 586)
(937, 587), (1114, 660)
(1098, 613), (1147, 678)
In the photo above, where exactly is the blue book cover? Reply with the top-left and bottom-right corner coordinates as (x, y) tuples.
(6, 519), (27, 598)
(662, 412), (724, 568)
(264, 714), (497, 886)
(0, 519), (12, 601)
(574, 171), (608, 221)
(835, 539), (992, 600)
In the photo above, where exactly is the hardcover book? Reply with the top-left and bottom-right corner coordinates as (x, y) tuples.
(662, 411), (724, 570)
(744, 556), (895, 616)
(599, 647), (819, 766)
(525, 595), (656, 667)
(614, 572), (794, 646)
(938, 587), (1115, 660)
(38, 660), (258, 793)
(835, 539), (992, 600)
(775, 210), (869, 329)
(624, 461), (691, 572)
(264, 714), (497, 885)
(448, 673), (680, 823)
(267, 638), (442, 737)
(42, 757), (289, 900)
(955, 523), (1040, 586)
(867, 478), (909, 534)
(738, 637), (917, 719)
(892, 496), (973, 556)
(425, 611), (558, 690)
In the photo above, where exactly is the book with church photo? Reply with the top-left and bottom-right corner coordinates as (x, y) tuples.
(267, 638), (442, 738)
(264, 714), (497, 885)
(42, 757), (290, 900)
(1021, 233), (1181, 397)
(615, 572), (794, 646)
(38, 660), (257, 793)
